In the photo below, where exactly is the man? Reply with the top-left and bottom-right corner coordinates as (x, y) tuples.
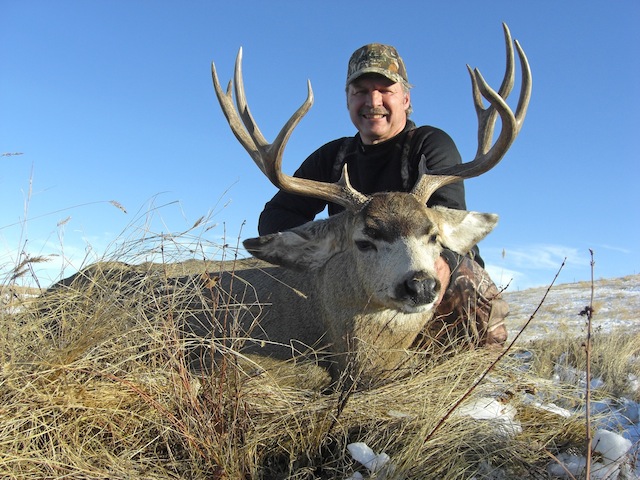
(258, 43), (508, 348)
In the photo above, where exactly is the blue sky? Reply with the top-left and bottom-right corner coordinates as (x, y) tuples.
(1, 1), (638, 290)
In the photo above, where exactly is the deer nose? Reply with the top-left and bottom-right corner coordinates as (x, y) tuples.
(397, 273), (439, 306)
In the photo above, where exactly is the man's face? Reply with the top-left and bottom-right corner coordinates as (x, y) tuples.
(347, 74), (410, 145)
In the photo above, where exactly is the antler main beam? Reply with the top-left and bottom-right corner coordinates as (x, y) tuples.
(211, 49), (369, 211)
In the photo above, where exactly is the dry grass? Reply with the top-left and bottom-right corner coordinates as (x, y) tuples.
(525, 329), (640, 401)
(1, 237), (637, 479)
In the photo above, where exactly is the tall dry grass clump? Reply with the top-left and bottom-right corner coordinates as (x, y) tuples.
(526, 329), (640, 402)
(1, 231), (637, 478)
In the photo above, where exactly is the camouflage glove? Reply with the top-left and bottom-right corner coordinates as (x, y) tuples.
(426, 251), (508, 349)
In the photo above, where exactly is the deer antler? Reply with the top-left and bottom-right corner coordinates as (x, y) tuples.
(411, 23), (532, 203)
(211, 49), (369, 211)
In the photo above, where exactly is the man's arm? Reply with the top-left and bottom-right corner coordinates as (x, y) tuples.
(257, 139), (343, 236)
(258, 191), (326, 235)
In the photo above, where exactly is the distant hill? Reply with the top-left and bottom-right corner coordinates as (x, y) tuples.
(503, 274), (640, 342)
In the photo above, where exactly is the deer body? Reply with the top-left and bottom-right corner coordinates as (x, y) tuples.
(218, 194), (497, 380)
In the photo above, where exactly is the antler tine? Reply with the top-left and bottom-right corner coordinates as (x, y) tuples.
(513, 39), (532, 133)
(231, 48), (316, 185)
(410, 159), (461, 204)
(472, 23), (516, 156)
(212, 49), (369, 211)
(232, 52), (322, 161)
(232, 48), (269, 150)
(211, 54), (266, 174)
(268, 80), (314, 183)
(412, 24), (532, 203)
(473, 24), (531, 151)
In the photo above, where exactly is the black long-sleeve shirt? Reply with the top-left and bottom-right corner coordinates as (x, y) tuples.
(258, 120), (467, 235)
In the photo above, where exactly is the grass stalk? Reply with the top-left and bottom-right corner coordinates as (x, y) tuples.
(583, 249), (596, 478)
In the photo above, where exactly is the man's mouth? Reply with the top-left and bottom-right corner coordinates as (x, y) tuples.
(361, 108), (389, 120)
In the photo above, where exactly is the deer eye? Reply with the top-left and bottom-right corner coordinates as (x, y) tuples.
(428, 234), (438, 244)
(355, 240), (377, 252)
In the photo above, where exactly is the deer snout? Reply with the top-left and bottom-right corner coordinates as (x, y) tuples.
(396, 272), (439, 307)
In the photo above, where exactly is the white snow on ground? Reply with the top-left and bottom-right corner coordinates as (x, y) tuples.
(346, 443), (394, 480)
(457, 396), (523, 437)
(548, 428), (636, 479)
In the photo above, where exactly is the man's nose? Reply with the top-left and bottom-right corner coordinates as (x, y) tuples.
(366, 90), (383, 106)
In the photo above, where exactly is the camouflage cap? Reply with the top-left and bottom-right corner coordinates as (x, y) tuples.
(346, 43), (409, 86)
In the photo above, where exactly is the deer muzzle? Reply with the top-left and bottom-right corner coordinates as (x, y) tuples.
(396, 272), (439, 308)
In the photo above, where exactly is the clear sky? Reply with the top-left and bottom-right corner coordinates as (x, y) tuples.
(1, 1), (639, 291)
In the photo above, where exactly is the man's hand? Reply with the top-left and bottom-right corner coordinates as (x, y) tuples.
(435, 256), (451, 306)
(432, 255), (509, 348)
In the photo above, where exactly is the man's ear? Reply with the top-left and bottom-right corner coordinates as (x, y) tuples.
(243, 215), (347, 271)
(403, 89), (411, 110)
(432, 206), (498, 255)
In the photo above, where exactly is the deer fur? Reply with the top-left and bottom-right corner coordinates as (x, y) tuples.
(217, 192), (498, 383)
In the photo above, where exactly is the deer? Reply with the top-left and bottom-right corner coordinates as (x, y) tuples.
(208, 24), (531, 385)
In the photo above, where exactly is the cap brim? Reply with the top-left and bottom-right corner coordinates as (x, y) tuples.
(346, 67), (405, 86)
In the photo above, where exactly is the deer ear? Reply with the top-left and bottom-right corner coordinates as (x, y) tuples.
(243, 216), (346, 270)
(432, 206), (498, 255)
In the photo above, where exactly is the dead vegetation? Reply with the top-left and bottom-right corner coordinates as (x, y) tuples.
(1, 240), (638, 479)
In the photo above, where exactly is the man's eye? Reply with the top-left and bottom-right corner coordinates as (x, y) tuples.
(355, 240), (376, 252)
